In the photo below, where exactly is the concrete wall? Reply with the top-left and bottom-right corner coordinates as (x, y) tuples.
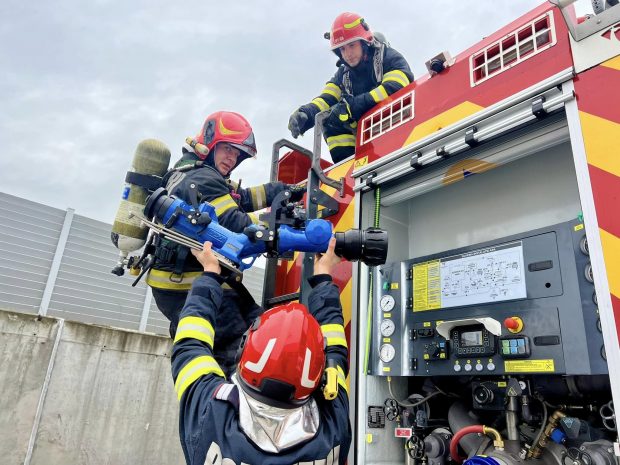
(0, 309), (185, 465)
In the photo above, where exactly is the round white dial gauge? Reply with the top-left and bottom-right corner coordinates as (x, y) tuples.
(379, 344), (396, 363)
(380, 319), (395, 337)
(379, 295), (395, 312)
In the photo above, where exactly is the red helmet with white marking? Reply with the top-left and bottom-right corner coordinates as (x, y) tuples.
(237, 303), (325, 406)
(328, 12), (373, 51)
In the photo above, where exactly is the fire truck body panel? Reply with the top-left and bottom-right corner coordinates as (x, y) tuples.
(272, 2), (620, 464)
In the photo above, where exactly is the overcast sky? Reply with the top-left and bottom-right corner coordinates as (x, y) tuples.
(1, 0), (549, 223)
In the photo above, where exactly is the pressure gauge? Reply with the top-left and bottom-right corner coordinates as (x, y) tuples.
(379, 344), (396, 363)
(379, 295), (395, 312)
(380, 319), (395, 337)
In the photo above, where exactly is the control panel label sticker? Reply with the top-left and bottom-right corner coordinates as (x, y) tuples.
(574, 223), (584, 231)
(395, 427), (413, 438)
(413, 260), (441, 311)
(413, 242), (526, 311)
(504, 359), (555, 373)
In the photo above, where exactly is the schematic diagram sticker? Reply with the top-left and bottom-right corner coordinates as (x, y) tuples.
(413, 241), (526, 311)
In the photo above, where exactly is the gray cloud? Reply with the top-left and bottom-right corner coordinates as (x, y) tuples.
(1, 0), (542, 222)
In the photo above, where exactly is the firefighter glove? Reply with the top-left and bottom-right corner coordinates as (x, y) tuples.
(330, 100), (353, 124)
(288, 184), (306, 202)
(288, 110), (309, 139)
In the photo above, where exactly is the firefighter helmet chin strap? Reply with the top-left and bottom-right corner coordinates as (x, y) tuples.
(231, 374), (320, 453)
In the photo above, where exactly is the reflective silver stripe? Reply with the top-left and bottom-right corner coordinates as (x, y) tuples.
(326, 134), (356, 150)
(321, 324), (348, 348)
(336, 365), (348, 393)
(323, 83), (342, 100)
(370, 85), (389, 103)
(175, 355), (224, 400)
(165, 170), (186, 193)
(311, 97), (330, 112)
(215, 383), (235, 400)
(146, 270), (202, 290)
(174, 316), (215, 347)
(249, 185), (266, 210)
(247, 212), (262, 225)
(382, 70), (410, 87)
(211, 194), (237, 216)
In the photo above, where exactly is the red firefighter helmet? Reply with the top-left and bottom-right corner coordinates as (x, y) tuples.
(237, 302), (325, 406)
(194, 111), (257, 164)
(328, 12), (374, 51)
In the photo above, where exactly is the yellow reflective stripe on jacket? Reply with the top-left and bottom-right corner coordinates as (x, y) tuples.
(248, 185), (267, 210)
(322, 83), (342, 101)
(174, 316), (215, 347)
(370, 85), (389, 103)
(382, 69), (410, 87)
(321, 323), (348, 348)
(147, 270), (232, 291)
(311, 97), (330, 112)
(210, 194), (238, 217)
(175, 355), (224, 400)
(337, 365), (348, 393)
(247, 211), (262, 225)
(326, 134), (356, 150)
(146, 270), (203, 290)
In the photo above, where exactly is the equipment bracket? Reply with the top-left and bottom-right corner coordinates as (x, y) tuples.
(532, 96), (547, 119)
(464, 126), (479, 147)
(410, 151), (422, 170)
(310, 188), (340, 219)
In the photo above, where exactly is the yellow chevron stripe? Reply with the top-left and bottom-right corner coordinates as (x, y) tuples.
(602, 55), (620, 71)
(287, 251), (300, 274)
(403, 101), (484, 147)
(579, 111), (620, 178)
(600, 228), (620, 298)
(321, 159), (354, 198)
(334, 201), (355, 234)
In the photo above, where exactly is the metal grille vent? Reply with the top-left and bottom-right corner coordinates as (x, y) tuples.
(470, 11), (556, 86)
(360, 91), (414, 144)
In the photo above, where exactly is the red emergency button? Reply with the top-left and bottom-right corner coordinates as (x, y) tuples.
(504, 316), (524, 333)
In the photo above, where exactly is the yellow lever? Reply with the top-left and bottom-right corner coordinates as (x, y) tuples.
(323, 366), (338, 400)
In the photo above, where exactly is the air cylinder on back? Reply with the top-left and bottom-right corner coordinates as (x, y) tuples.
(110, 139), (171, 274)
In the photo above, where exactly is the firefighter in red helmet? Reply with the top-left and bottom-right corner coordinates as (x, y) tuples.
(171, 238), (351, 464)
(288, 12), (413, 163)
(147, 111), (305, 375)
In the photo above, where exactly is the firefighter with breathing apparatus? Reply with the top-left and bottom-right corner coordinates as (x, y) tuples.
(172, 237), (351, 464)
(112, 111), (304, 376)
(288, 12), (413, 163)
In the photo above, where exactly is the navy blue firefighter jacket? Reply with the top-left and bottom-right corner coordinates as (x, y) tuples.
(171, 272), (352, 465)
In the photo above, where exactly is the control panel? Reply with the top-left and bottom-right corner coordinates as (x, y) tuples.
(370, 220), (605, 377)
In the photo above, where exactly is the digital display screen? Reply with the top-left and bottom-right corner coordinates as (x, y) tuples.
(460, 330), (483, 347)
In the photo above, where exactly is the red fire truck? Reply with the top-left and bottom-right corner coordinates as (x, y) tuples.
(266, 1), (620, 464)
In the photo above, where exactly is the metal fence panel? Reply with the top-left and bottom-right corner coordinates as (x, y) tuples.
(0, 192), (266, 336)
(46, 213), (149, 331)
(0, 193), (64, 314)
